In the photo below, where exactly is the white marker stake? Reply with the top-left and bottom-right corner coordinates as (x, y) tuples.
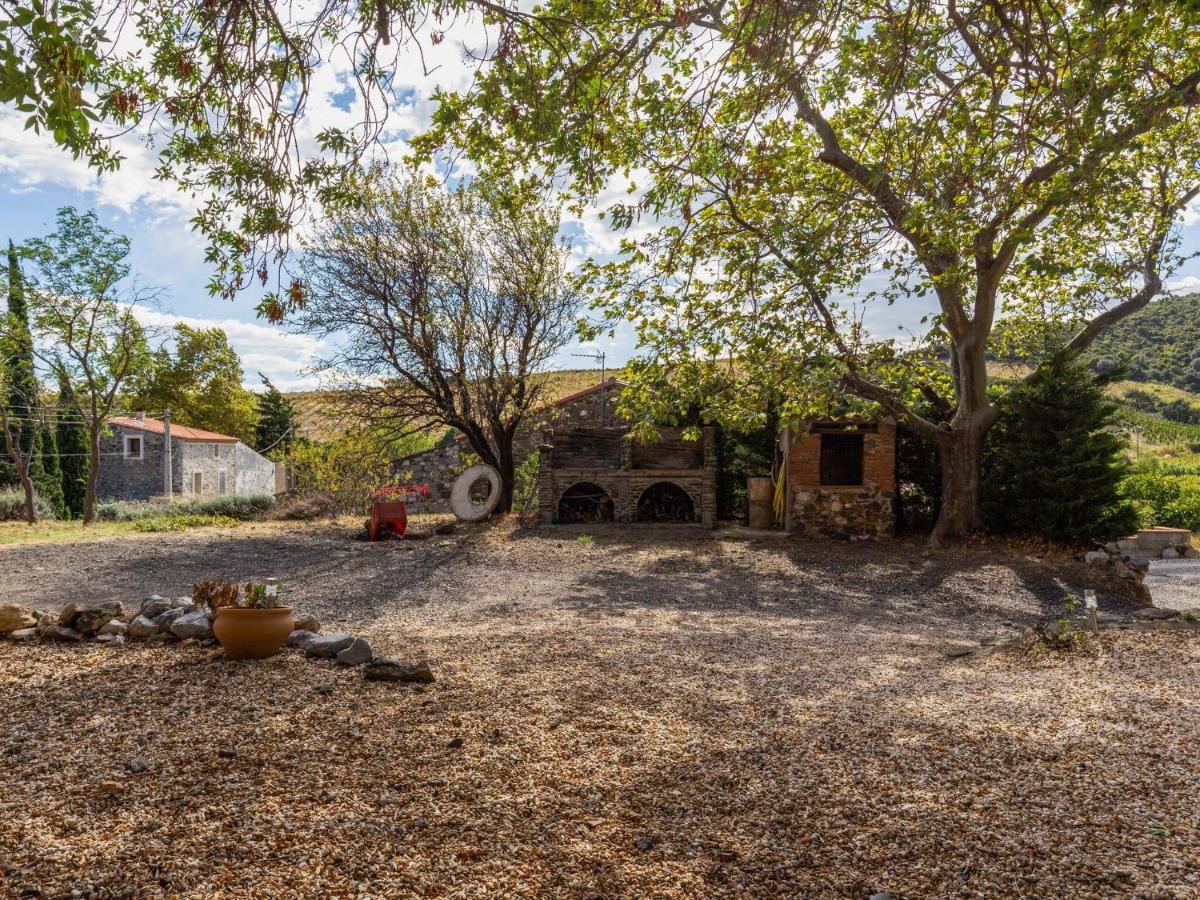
(1084, 590), (1099, 635)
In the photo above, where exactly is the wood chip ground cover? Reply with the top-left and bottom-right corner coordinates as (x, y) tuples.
(0, 523), (1197, 897)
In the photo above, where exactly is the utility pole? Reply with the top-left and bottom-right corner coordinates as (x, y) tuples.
(163, 409), (172, 502)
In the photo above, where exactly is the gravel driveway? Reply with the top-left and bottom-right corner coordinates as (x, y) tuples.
(1145, 558), (1200, 610)
(1, 523), (1196, 897)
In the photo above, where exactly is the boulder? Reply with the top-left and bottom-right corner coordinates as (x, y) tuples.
(0, 603), (37, 633)
(58, 602), (87, 626)
(1162, 546), (1180, 560)
(336, 638), (373, 667)
(1132, 607), (1179, 621)
(364, 659), (435, 683)
(96, 633), (125, 645)
(42, 625), (83, 642)
(169, 610), (213, 640)
(9, 627), (38, 641)
(140, 595), (189, 619)
(293, 615), (321, 634)
(155, 607), (187, 631)
(73, 603), (124, 636)
(1125, 557), (1151, 574)
(304, 633), (355, 659)
(98, 620), (127, 637)
(127, 615), (159, 639)
(1084, 550), (1110, 566)
(286, 629), (318, 649)
(35, 612), (57, 634)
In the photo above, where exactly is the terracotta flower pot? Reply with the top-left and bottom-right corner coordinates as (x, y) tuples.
(212, 607), (294, 660)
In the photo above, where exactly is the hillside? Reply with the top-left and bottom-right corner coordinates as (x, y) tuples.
(284, 368), (612, 443)
(1091, 292), (1200, 392)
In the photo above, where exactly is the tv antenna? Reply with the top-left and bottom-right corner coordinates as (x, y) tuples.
(571, 349), (607, 385)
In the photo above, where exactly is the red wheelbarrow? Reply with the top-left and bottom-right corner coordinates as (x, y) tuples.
(368, 484), (430, 541)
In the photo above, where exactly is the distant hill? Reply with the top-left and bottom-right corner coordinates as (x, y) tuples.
(284, 368), (613, 443)
(1091, 292), (1200, 392)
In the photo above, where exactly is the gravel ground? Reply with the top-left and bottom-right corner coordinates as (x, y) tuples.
(1146, 559), (1200, 611)
(1, 522), (1197, 897)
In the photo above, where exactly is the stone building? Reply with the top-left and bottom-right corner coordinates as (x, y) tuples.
(786, 418), (896, 537)
(390, 378), (624, 512)
(97, 414), (279, 501)
(537, 425), (717, 527)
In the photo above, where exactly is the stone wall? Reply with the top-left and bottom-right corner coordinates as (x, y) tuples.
(235, 442), (278, 496)
(97, 427), (169, 501)
(538, 426), (717, 526)
(177, 441), (235, 496)
(788, 420), (896, 538)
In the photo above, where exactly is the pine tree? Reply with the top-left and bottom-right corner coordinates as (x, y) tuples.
(254, 374), (297, 456)
(981, 354), (1139, 543)
(55, 372), (88, 519)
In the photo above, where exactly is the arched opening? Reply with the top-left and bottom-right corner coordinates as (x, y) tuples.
(637, 482), (696, 523)
(557, 482), (615, 524)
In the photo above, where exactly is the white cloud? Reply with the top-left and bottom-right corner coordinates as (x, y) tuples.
(134, 307), (334, 392)
(1166, 274), (1200, 293)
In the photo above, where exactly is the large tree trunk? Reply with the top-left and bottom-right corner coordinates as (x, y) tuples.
(493, 439), (515, 515)
(83, 428), (101, 525)
(929, 337), (997, 545)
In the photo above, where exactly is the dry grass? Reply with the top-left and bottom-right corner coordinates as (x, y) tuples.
(1, 525), (1197, 897)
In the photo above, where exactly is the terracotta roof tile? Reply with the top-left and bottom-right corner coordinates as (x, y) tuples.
(108, 416), (239, 443)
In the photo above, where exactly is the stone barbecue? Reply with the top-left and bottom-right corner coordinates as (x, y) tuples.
(787, 419), (896, 538)
(538, 426), (716, 526)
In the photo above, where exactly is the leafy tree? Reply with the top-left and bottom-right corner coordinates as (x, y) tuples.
(254, 374), (298, 456)
(415, 1), (1200, 543)
(296, 170), (579, 514)
(55, 371), (88, 519)
(126, 323), (258, 442)
(981, 356), (1138, 544)
(22, 208), (155, 524)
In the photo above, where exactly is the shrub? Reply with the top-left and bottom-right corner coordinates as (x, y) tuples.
(512, 450), (540, 516)
(0, 489), (59, 522)
(981, 355), (1139, 544)
(273, 493), (339, 520)
(98, 494), (274, 522)
(1121, 465), (1200, 532)
(133, 514), (239, 532)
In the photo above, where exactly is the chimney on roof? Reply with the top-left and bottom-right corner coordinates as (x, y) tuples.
(136, 410), (145, 423)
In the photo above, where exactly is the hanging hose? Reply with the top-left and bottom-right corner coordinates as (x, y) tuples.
(771, 434), (788, 527)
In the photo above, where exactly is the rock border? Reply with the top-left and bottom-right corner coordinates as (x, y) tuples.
(0, 596), (434, 685)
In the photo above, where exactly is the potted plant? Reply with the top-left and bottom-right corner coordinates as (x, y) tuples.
(199, 579), (294, 660)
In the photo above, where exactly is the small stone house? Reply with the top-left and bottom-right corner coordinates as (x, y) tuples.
(97, 414), (278, 502)
(786, 418), (896, 537)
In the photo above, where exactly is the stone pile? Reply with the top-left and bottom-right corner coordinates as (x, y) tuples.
(1082, 546), (1157, 604)
(0, 596), (434, 684)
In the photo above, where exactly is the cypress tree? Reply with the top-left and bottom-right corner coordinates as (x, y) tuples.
(254, 374), (298, 455)
(3, 240), (49, 503)
(981, 354), (1139, 543)
(56, 372), (88, 519)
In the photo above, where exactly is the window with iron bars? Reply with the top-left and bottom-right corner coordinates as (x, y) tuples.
(819, 432), (864, 486)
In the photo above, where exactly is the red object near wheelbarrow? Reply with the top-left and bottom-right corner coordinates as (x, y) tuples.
(368, 484), (430, 541)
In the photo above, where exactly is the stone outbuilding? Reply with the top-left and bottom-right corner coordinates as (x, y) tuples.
(537, 425), (716, 527)
(97, 413), (279, 501)
(785, 418), (896, 538)
(391, 378), (624, 513)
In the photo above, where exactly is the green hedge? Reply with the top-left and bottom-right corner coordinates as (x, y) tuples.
(1120, 465), (1200, 532)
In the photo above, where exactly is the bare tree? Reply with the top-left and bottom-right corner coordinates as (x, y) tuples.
(22, 208), (155, 524)
(297, 171), (579, 513)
